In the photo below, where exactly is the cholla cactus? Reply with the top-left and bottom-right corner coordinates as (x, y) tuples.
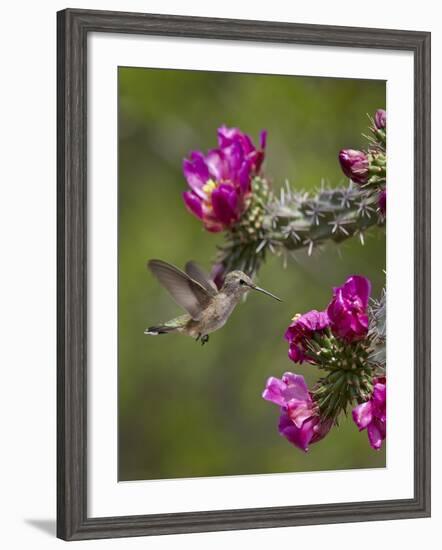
(217, 177), (384, 276)
(187, 110), (387, 278)
(263, 275), (386, 452)
(178, 113), (387, 454)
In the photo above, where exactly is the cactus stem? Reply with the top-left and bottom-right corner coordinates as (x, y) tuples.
(215, 177), (385, 277)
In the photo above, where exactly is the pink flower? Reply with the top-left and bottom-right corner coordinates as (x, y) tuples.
(284, 310), (330, 363)
(327, 275), (371, 342)
(263, 372), (332, 452)
(182, 126), (267, 232)
(338, 149), (369, 185)
(352, 377), (386, 450)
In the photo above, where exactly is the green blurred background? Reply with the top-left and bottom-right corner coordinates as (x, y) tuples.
(118, 67), (386, 481)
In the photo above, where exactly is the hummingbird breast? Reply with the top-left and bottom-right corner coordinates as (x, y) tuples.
(186, 293), (238, 336)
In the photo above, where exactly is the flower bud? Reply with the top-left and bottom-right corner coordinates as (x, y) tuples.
(374, 109), (386, 130)
(338, 149), (369, 184)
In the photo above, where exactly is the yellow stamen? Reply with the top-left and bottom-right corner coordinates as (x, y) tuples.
(202, 179), (217, 195)
(291, 313), (302, 322)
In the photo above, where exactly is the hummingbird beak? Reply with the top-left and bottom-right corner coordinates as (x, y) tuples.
(250, 284), (282, 302)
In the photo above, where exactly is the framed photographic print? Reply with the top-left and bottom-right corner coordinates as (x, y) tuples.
(57, 8), (431, 541)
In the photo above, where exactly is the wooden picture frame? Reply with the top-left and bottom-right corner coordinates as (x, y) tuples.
(57, 8), (431, 541)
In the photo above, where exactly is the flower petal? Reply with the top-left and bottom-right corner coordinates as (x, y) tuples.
(372, 382), (387, 421)
(262, 377), (289, 407)
(217, 125), (238, 148)
(278, 411), (314, 452)
(367, 418), (385, 450)
(345, 275), (371, 308)
(189, 151), (210, 180)
(237, 159), (252, 193)
(262, 372), (310, 406)
(223, 141), (244, 176)
(288, 342), (305, 363)
(182, 191), (203, 219)
(260, 130), (267, 150)
(352, 401), (373, 431)
(287, 402), (314, 429)
(202, 219), (224, 233)
(211, 184), (240, 226)
(206, 149), (228, 181)
(311, 418), (333, 444)
(327, 288), (346, 320)
(299, 309), (330, 331)
(373, 382), (386, 406)
(182, 157), (209, 198)
(281, 372), (310, 401)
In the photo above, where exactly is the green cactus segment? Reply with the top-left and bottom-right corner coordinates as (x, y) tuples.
(363, 114), (386, 185)
(265, 181), (383, 249)
(366, 150), (386, 186)
(313, 368), (374, 423)
(308, 292), (385, 424)
(217, 177), (385, 277)
(305, 328), (374, 422)
(215, 177), (270, 276)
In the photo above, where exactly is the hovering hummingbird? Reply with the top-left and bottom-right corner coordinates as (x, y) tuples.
(144, 259), (281, 345)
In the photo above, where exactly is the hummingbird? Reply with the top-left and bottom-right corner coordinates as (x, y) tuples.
(144, 259), (281, 345)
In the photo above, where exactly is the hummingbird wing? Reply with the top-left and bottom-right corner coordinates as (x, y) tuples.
(148, 259), (212, 320)
(184, 261), (218, 296)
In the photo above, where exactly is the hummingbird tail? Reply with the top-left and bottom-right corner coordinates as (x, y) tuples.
(144, 325), (177, 336)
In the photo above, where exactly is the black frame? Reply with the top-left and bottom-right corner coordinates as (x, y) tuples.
(57, 8), (431, 541)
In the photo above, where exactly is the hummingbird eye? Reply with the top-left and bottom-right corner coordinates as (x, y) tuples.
(239, 279), (245, 285)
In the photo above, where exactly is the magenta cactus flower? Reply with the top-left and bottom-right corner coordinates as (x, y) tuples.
(352, 377), (386, 450)
(338, 149), (369, 185)
(262, 372), (332, 452)
(284, 310), (330, 363)
(182, 126), (267, 232)
(374, 109), (386, 130)
(327, 275), (371, 342)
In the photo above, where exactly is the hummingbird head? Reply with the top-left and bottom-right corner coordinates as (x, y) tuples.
(221, 271), (282, 301)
